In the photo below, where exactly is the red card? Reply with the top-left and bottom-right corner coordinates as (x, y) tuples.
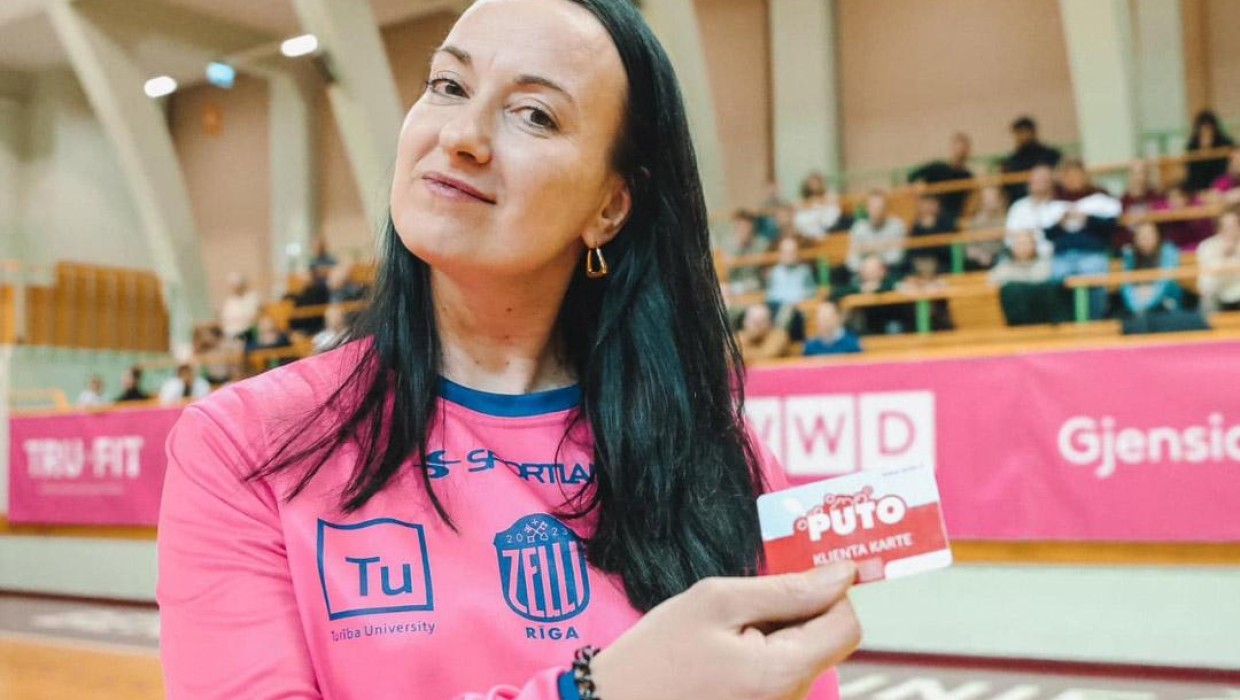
(757, 465), (952, 583)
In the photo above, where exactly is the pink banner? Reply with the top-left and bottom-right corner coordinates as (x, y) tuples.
(8, 405), (182, 526)
(746, 340), (1240, 542)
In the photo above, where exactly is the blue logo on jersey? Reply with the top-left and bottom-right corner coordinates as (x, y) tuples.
(494, 514), (591, 623)
(317, 518), (435, 621)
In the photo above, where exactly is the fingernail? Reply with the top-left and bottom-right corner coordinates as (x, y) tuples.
(814, 561), (857, 584)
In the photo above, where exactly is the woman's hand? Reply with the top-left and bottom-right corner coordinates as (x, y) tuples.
(590, 562), (861, 700)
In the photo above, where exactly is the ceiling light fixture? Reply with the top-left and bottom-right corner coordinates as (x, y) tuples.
(280, 34), (319, 58)
(144, 75), (178, 98)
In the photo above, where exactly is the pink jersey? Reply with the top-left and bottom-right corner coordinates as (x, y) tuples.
(157, 341), (841, 699)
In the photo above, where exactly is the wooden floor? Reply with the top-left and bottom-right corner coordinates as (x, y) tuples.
(0, 637), (162, 700)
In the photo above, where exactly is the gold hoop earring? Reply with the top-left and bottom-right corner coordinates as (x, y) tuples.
(586, 247), (609, 279)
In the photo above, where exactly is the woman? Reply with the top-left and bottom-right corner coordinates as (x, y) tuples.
(1120, 222), (1182, 316)
(989, 229), (1066, 326)
(1185, 110), (1235, 193)
(793, 171), (842, 241)
(157, 2), (859, 699)
(964, 185), (1007, 269)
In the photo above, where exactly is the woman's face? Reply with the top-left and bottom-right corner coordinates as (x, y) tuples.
(390, 0), (631, 280)
(1134, 224), (1160, 255)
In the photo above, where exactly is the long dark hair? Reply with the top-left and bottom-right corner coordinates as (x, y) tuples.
(253, 0), (765, 613)
(1188, 109), (1234, 150)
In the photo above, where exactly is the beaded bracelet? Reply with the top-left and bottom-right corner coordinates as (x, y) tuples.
(571, 645), (603, 700)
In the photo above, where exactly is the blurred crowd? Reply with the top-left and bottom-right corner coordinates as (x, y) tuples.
(722, 111), (1240, 363)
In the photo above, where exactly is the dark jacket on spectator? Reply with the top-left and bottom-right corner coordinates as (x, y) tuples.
(115, 388), (150, 403)
(1001, 142), (1062, 201)
(1044, 216), (1116, 255)
(1185, 133), (1235, 192)
(907, 161), (973, 222)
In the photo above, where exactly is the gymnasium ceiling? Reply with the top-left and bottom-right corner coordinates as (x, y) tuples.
(0, 0), (462, 94)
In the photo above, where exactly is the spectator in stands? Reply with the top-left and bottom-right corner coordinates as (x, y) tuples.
(965, 185), (1007, 269)
(193, 324), (234, 387)
(988, 229), (1065, 325)
(989, 229), (1052, 286)
(1044, 197), (1120, 320)
(158, 364), (211, 405)
(755, 180), (790, 242)
(907, 132), (974, 223)
(287, 264), (332, 336)
(1056, 158), (1107, 201)
(327, 263), (367, 303)
(908, 195), (954, 271)
(896, 256), (953, 331)
(766, 235), (815, 341)
(114, 366), (149, 403)
(834, 254), (905, 335)
(1001, 116), (1062, 201)
(1151, 182), (1215, 251)
(313, 305), (349, 354)
(1207, 149), (1240, 206)
(723, 209), (768, 294)
(847, 189), (907, 273)
(1005, 165), (1066, 253)
(77, 375), (107, 408)
(1185, 110), (1235, 193)
(1197, 209), (1240, 313)
(219, 272), (260, 342)
(766, 236), (817, 308)
(307, 235), (338, 275)
(837, 253), (895, 298)
(793, 172), (843, 241)
(1121, 159), (1162, 213)
(246, 314), (292, 353)
(802, 299), (861, 356)
(1120, 222), (1182, 317)
(736, 303), (789, 364)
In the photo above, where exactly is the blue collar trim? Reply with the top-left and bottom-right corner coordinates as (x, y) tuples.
(440, 377), (582, 417)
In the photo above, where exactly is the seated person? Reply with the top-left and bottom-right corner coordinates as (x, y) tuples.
(897, 255), (954, 331)
(1150, 182), (1215, 251)
(313, 304), (350, 353)
(158, 364), (211, 405)
(766, 236), (817, 308)
(286, 265), (332, 336)
(989, 230), (1052, 286)
(1207, 149), (1240, 207)
(1005, 165), (1067, 256)
(847, 190), (907, 274)
(114, 366), (150, 403)
(833, 254), (906, 335)
(193, 323), (234, 387)
(1121, 159), (1162, 213)
(989, 229), (1067, 326)
(246, 314), (292, 353)
(1197, 209), (1240, 313)
(907, 132), (974, 224)
(723, 209), (768, 294)
(803, 299), (861, 356)
(1120, 222), (1183, 316)
(736, 303), (790, 365)
(908, 195), (954, 271)
(793, 172), (843, 241)
(1056, 158), (1107, 201)
(327, 263), (367, 303)
(965, 186), (1008, 270)
(1045, 198), (1120, 320)
(77, 375), (107, 408)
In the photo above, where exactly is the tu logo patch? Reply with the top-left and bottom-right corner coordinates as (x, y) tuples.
(317, 518), (434, 621)
(494, 514), (591, 623)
